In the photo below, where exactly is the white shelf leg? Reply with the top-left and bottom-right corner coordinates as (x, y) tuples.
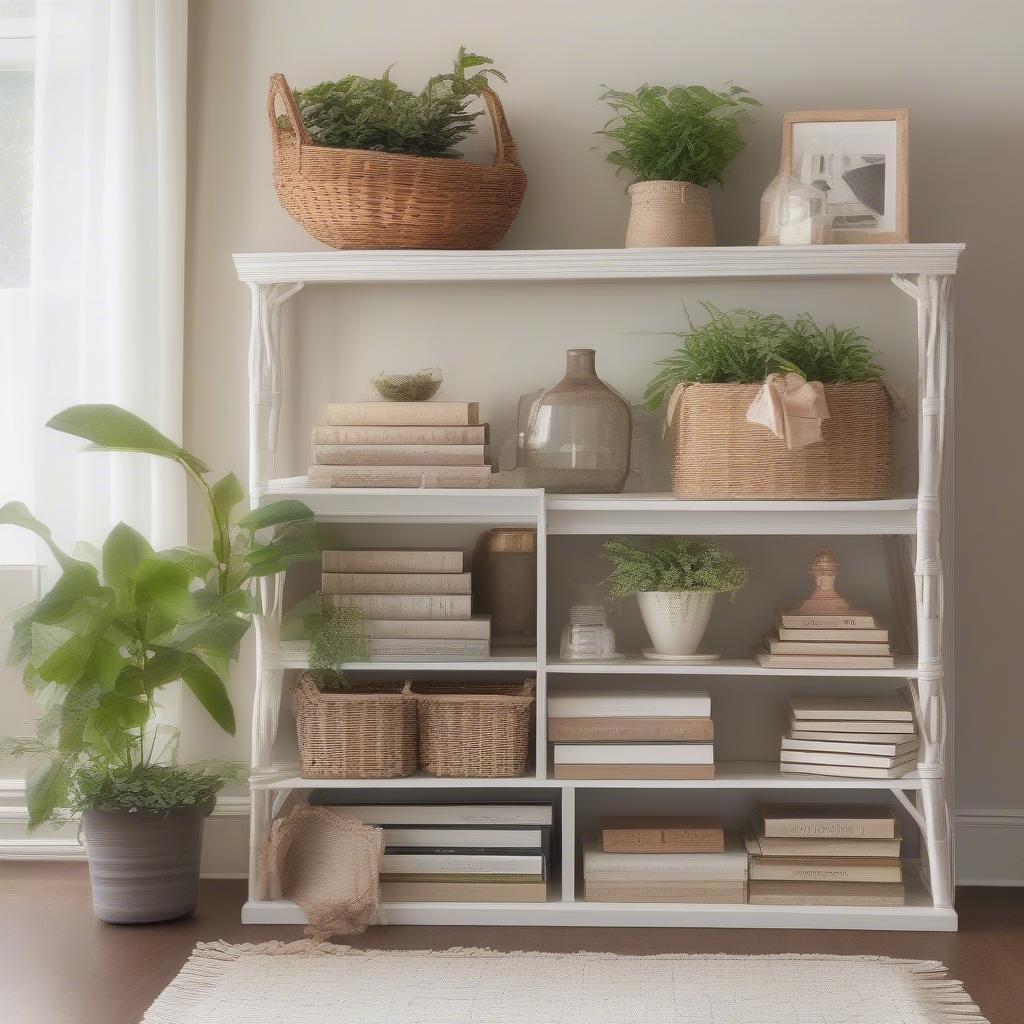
(246, 280), (301, 904)
(893, 272), (954, 909)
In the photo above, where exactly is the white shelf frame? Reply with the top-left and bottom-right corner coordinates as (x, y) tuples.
(237, 245), (960, 931)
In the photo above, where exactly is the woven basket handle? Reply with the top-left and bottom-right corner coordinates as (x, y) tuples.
(268, 73), (312, 155)
(520, 678), (536, 701)
(481, 87), (519, 167)
(293, 672), (321, 707)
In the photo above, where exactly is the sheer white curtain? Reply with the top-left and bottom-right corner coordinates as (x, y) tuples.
(28, 0), (188, 575)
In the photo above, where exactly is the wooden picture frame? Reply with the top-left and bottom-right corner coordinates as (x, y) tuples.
(781, 109), (909, 244)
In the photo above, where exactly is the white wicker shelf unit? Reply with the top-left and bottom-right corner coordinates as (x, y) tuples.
(236, 244), (962, 931)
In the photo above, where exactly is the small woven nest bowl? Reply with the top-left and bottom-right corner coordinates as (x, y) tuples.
(372, 368), (443, 402)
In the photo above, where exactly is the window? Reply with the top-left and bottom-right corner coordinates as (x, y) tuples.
(0, 1), (35, 563)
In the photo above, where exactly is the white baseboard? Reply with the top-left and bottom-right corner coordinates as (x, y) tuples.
(4, 781), (1023, 886)
(0, 782), (251, 877)
(954, 808), (1024, 885)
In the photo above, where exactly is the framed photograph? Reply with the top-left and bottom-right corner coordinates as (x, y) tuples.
(781, 109), (909, 243)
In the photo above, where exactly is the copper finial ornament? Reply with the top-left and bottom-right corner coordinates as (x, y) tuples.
(791, 548), (855, 616)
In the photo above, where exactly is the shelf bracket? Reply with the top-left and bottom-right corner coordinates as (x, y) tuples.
(890, 786), (927, 835)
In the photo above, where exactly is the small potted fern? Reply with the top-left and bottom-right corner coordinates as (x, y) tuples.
(645, 304), (901, 499)
(603, 538), (748, 658)
(290, 596), (418, 779)
(597, 83), (759, 247)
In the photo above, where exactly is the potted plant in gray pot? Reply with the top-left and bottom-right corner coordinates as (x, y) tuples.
(603, 538), (748, 660)
(597, 83), (760, 247)
(0, 405), (318, 923)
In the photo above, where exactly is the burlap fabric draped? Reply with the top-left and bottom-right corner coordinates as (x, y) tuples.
(263, 806), (384, 940)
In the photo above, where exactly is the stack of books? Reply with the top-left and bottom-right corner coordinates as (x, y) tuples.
(321, 799), (552, 903)
(548, 690), (714, 780)
(757, 548), (894, 669)
(308, 401), (493, 488)
(780, 696), (919, 779)
(746, 803), (905, 906)
(322, 548), (491, 661)
(584, 818), (746, 903)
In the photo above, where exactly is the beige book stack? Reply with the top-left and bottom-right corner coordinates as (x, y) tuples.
(322, 548), (491, 661)
(780, 696), (919, 779)
(548, 691), (714, 780)
(746, 803), (905, 906)
(584, 824), (747, 903)
(757, 548), (895, 669)
(308, 402), (493, 488)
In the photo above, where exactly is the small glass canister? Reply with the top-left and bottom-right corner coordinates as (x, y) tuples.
(558, 585), (623, 662)
(778, 182), (831, 245)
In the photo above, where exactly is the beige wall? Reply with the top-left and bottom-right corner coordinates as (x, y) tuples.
(179, 0), (1023, 872)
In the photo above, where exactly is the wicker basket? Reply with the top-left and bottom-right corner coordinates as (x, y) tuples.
(413, 680), (535, 778)
(268, 73), (527, 250)
(668, 381), (896, 499)
(292, 675), (418, 779)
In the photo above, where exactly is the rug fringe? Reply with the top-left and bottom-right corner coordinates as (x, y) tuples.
(142, 944), (989, 1024)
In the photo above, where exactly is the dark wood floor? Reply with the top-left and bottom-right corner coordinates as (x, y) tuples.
(1, 862), (1021, 1024)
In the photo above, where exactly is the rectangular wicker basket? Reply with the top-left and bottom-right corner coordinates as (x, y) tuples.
(292, 675), (418, 779)
(413, 680), (535, 778)
(668, 380), (897, 499)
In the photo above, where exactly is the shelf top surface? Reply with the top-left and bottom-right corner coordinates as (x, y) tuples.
(253, 762), (926, 791)
(234, 244), (964, 284)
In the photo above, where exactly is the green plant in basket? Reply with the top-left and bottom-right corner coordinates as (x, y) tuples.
(289, 47), (507, 158)
(597, 83), (760, 186)
(644, 304), (883, 410)
(602, 538), (749, 598)
(0, 404), (319, 829)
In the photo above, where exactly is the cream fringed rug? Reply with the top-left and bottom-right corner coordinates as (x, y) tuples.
(142, 942), (987, 1024)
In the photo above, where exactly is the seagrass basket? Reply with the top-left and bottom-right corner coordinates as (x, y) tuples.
(268, 73), (527, 250)
(413, 680), (535, 778)
(667, 380), (896, 499)
(292, 674), (418, 779)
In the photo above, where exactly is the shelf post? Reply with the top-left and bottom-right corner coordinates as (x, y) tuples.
(246, 280), (301, 901)
(894, 272), (954, 909)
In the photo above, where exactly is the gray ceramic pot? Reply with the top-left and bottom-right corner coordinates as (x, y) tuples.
(82, 806), (205, 924)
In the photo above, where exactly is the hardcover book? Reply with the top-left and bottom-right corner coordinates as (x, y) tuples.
(313, 444), (486, 466)
(553, 743), (714, 766)
(547, 716), (714, 743)
(759, 804), (897, 840)
(583, 836), (746, 882)
(320, 572), (473, 595)
(787, 729), (919, 746)
(323, 593), (471, 620)
(788, 716), (916, 735)
(777, 626), (889, 642)
(758, 651), (895, 669)
(363, 638), (490, 661)
(380, 853), (543, 875)
(553, 764), (716, 781)
(313, 424), (488, 446)
(777, 614), (878, 629)
(780, 757), (917, 779)
(322, 549), (463, 573)
(326, 401), (481, 426)
(779, 748), (916, 770)
(748, 860), (903, 884)
(768, 639), (892, 656)
(381, 880), (547, 903)
(789, 696), (915, 721)
(359, 616), (491, 640)
(308, 465), (493, 489)
(584, 880), (746, 904)
(320, 803), (554, 826)
(743, 827), (902, 859)
(601, 815), (724, 854)
(782, 736), (919, 758)
(381, 828), (544, 849)
(748, 880), (905, 906)
(546, 691), (711, 719)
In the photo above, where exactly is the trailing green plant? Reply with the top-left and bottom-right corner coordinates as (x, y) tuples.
(0, 404), (319, 828)
(602, 538), (749, 598)
(644, 304), (883, 409)
(288, 47), (507, 158)
(597, 83), (760, 187)
(304, 594), (369, 691)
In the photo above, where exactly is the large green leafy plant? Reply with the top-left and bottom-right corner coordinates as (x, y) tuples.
(289, 46), (506, 158)
(644, 304), (883, 410)
(597, 83), (760, 187)
(603, 538), (749, 597)
(0, 405), (318, 827)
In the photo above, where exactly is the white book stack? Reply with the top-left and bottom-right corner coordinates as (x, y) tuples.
(313, 799), (553, 903)
(548, 691), (714, 779)
(780, 696), (919, 779)
(322, 549), (491, 660)
(308, 402), (493, 488)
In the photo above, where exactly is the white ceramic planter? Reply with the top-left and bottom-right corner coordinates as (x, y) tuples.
(636, 590), (715, 656)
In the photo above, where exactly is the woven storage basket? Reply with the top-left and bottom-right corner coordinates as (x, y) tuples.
(413, 680), (535, 778)
(668, 380), (896, 499)
(268, 73), (527, 250)
(292, 674), (418, 779)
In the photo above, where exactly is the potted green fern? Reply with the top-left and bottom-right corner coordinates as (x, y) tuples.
(0, 405), (317, 923)
(603, 538), (748, 658)
(597, 83), (759, 247)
